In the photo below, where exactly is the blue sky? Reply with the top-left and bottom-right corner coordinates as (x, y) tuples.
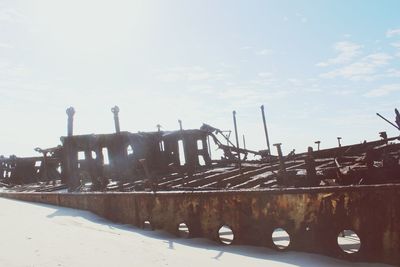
(0, 0), (399, 157)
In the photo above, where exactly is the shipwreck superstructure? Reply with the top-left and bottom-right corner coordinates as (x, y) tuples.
(1, 106), (400, 192)
(1, 106), (400, 265)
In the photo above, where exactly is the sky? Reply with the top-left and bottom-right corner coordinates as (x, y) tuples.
(0, 0), (400, 157)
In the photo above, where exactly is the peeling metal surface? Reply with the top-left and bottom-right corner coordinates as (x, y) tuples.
(1, 184), (400, 265)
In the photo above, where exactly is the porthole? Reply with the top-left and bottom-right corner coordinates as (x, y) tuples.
(272, 228), (291, 250)
(218, 225), (234, 245)
(178, 222), (190, 238)
(143, 220), (152, 230)
(337, 229), (361, 254)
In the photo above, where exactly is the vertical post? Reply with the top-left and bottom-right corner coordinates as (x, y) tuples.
(315, 141), (321, 151)
(111, 106), (120, 133)
(42, 152), (48, 183)
(337, 137), (342, 147)
(274, 143), (286, 184)
(66, 107), (75, 137)
(94, 147), (106, 188)
(232, 111), (242, 173)
(242, 134), (246, 150)
(207, 135), (212, 159)
(260, 105), (271, 155)
(178, 120), (183, 131)
(306, 146), (317, 185)
(61, 136), (79, 191)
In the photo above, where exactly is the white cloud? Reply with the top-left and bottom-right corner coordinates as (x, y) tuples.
(386, 68), (400, 77)
(249, 79), (276, 86)
(186, 68), (212, 81)
(386, 28), (400, 37)
(240, 46), (252, 50)
(0, 42), (12, 48)
(156, 66), (229, 83)
(186, 73), (292, 109)
(320, 53), (392, 81)
(218, 88), (255, 99)
(187, 85), (215, 95)
(0, 60), (31, 78)
(0, 8), (25, 23)
(287, 78), (304, 87)
(332, 90), (355, 96)
(295, 12), (307, 23)
(365, 53), (392, 64)
(257, 72), (273, 78)
(391, 41), (400, 57)
(256, 49), (274, 56)
(365, 84), (400, 97)
(317, 41), (362, 67)
(217, 87), (289, 108)
(156, 72), (182, 83)
(250, 73), (276, 86)
(391, 42), (400, 48)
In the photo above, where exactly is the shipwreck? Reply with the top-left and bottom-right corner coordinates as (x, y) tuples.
(1, 106), (400, 265)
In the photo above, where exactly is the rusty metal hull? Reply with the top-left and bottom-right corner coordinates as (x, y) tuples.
(1, 184), (399, 265)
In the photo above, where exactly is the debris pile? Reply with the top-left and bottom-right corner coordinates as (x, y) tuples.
(1, 106), (399, 192)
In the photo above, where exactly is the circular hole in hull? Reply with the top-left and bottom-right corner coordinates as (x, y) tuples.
(272, 228), (291, 250)
(143, 220), (152, 230)
(337, 230), (361, 254)
(218, 225), (234, 245)
(178, 222), (190, 238)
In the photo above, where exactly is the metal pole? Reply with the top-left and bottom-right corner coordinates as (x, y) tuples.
(376, 113), (400, 130)
(111, 106), (120, 133)
(337, 137), (342, 147)
(232, 111), (242, 173)
(207, 135), (212, 158)
(178, 119), (183, 131)
(66, 107), (75, 137)
(315, 141), (321, 151)
(242, 134), (246, 150)
(260, 105), (271, 155)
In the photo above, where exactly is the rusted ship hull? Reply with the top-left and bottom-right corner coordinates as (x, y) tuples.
(1, 184), (400, 265)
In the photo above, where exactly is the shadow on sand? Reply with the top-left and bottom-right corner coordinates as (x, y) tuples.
(10, 199), (392, 267)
